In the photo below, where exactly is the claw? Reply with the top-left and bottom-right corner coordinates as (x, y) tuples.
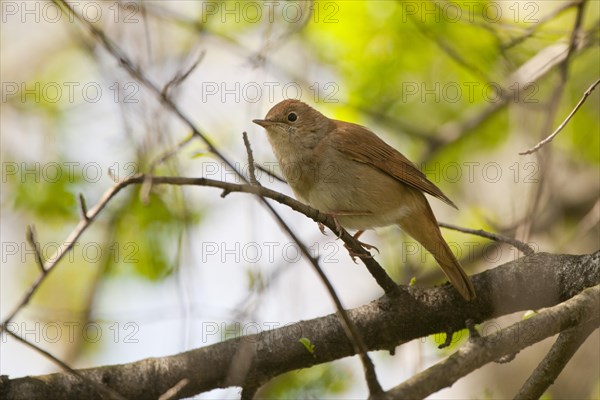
(344, 230), (379, 262)
(318, 222), (327, 235)
(316, 214), (345, 238)
(332, 217), (343, 238)
(352, 231), (380, 254)
(356, 240), (380, 254)
(344, 245), (375, 263)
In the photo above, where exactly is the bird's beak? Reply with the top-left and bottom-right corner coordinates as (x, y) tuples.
(252, 119), (274, 128)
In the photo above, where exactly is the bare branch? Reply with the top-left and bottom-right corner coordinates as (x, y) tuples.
(120, 175), (398, 291)
(426, 23), (595, 159)
(514, 318), (599, 399)
(52, 0), (239, 178)
(381, 285), (600, 399)
(242, 132), (259, 186)
(503, 1), (582, 49)
(439, 222), (535, 256)
(519, 78), (600, 155)
(161, 50), (206, 97)
(1, 179), (133, 328)
(518, 1), (588, 243)
(255, 164), (286, 183)
(148, 133), (195, 171)
(158, 378), (189, 400)
(25, 225), (45, 274)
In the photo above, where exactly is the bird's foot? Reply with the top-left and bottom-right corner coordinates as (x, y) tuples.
(318, 216), (344, 238)
(344, 230), (380, 263)
(318, 222), (326, 235)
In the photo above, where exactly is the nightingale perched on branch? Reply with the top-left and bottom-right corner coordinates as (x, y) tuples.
(253, 99), (475, 301)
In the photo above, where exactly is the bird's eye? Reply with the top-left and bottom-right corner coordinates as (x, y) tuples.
(287, 112), (298, 122)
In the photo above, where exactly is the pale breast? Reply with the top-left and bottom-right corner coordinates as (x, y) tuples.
(304, 150), (415, 230)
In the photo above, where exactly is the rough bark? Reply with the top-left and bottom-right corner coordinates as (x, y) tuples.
(2, 251), (598, 400)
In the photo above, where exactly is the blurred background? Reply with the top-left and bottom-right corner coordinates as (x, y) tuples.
(1, 1), (598, 398)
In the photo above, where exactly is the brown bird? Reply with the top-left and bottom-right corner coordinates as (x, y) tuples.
(253, 99), (475, 300)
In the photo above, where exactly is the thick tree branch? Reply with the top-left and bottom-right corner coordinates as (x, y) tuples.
(4, 331), (127, 400)
(3, 251), (598, 400)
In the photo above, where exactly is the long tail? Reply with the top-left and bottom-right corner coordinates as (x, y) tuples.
(398, 193), (476, 301)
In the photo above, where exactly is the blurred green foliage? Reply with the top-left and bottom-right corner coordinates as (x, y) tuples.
(107, 188), (200, 280)
(257, 362), (351, 398)
(305, 0), (599, 163)
(11, 163), (79, 222)
(7, 161), (199, 281)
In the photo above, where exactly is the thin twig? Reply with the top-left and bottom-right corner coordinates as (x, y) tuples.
(439, 222), (535, 256)
(519, 77), (600, 155)
(142, 133), (197, 204)
(518, 1), (588, 243)
(52, 0), (239, 179)
(78, 193), (89, 220)
(25, 225), (45, 273)
(408, 10), (490, 82)
(148, 133), (196, 171)
(503, 1), (581, 49)
(426, 24), (595, 160)
(6, 330), (127, 400)
(242, 132), (259, 185)
(121, 175), (398, 293)
(1, 179), (133, 328)
(561, 0), (587, 80)
(255, 163), (286, 183)
(158, 378), (190, 400)
(161, 50), (206, 97)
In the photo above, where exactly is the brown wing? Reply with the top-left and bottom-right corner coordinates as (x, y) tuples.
(330, 120), (458, 209)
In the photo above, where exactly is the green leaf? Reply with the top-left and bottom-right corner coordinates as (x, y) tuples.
(299, 337), (316, 355)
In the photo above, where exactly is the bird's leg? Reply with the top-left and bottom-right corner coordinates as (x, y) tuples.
(352, 230), (380, 253)
(344, 230), (370, 262)
(345, 230), (380, 258)
(318, 216), (344, 237)
(318, 210), (371, 238)
(317, 211), (379, 260)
